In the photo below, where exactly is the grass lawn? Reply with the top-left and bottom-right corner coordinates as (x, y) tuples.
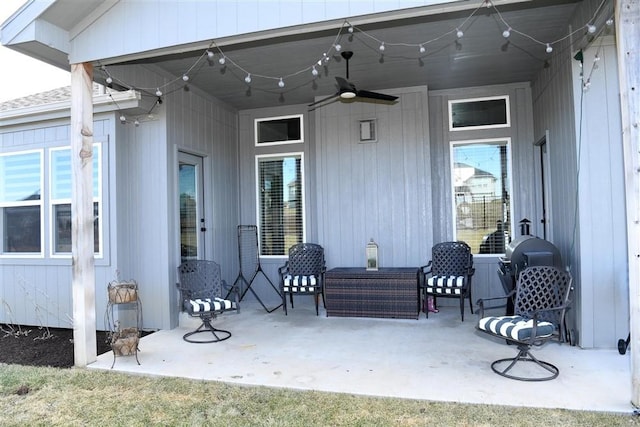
(0, 364), (638, 426)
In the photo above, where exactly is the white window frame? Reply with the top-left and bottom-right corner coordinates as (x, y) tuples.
(0, 149), (44, 258)
(49, 143), (103, 258)
(448, 95), (511, 131)
(254, 114), (304, 146)
(450, 138), (513, 256)
(255, 152), (306, 258)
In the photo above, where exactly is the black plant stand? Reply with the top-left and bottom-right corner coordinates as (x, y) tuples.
(231, 225), (282, 313)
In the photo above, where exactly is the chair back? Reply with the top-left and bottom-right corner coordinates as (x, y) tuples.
(431, 241), (472, 276)
(514, 265), (572, 326)
(177, 260), (223, 301)
(287, 243), (325, 277)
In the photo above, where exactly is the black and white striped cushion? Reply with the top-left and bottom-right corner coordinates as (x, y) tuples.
(426, 275), (465, 295)
(187, 297), (235, 314)
(283, 275), (317, 293)
(479, 315), (555, 340)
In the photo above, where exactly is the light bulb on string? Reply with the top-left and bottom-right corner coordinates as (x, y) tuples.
(456, 28), (464, 38)
(335, 44), (342, 52)
(546, 44), (553, 54)
(207, 50), (214, 59)
(244, 73), (251, 84)
(155, 88), (162, 97)
(119, 114), (126, 124)
(503, 27), (511, 38)
(379, 42), (385, 52)
(105, 76), (113, 85)
(278, 78), (285, 88)
(219, 56), (226, 65)
(587, 24), (596, 34)
(311, 66), (318, 77)
(348, 26), (354, 33)
(419, 44), (425, 54)
(182, 74), (189, 82)
(606, 18), (614, 26)
(134, 119), (140, 127)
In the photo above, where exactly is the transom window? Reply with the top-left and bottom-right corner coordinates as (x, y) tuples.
(449, 96), (510, 131)
(451, 139), (512, 255)
(256, 153), (304, 256)
(254, 114), (303, 146)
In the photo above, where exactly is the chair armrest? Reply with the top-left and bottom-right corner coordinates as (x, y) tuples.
(419, 262), (432, 276)
(277, 262), (289, 276)
(476, 290), (515, 318)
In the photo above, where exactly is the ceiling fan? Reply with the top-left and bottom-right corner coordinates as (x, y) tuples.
(308, 51), (399, 108)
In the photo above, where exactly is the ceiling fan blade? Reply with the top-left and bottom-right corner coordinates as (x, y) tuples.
(355, 89), (398, 102)
(308, 92), (339, 107)
(335, 76), (356, 93)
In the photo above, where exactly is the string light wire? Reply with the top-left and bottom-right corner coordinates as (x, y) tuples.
(103, 0), (611, 114)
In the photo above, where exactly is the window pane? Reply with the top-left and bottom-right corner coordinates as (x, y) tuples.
(453, 141), (511, 254)
(53, 203), (100, 253)
(258, 155), (303, 255)
(2, 206), (41, 253)
(256, 115), (303, 144)
(51, 148), (100, 200)
(0, 151), (41, 203)
(450, 97), (508, 129)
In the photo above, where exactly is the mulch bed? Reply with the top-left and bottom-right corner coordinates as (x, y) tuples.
(0, 324), (149, 368)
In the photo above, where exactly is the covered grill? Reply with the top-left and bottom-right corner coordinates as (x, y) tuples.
(498, 220), (562, 314)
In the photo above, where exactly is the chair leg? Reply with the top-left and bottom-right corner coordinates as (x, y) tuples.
(490, 344), (559, 381)
(183, 315), (232, 344)
(282, 291), (288, 315)
(459, 296), (465, 322)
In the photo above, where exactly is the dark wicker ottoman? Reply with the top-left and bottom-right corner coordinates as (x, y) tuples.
(324, 267), (419, 319)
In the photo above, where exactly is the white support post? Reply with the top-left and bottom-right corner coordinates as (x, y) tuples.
(70, 62), (97, 367)
(615, 0), (640, 407)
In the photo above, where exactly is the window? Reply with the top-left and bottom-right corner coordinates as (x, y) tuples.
(50, 145), (102, 255)
(255, 114), (303, 146)
(0, 150), (43, 254)
(449, 96), (510, 130)
(451, 139), (512, 255)
(256, 153), (304, 256)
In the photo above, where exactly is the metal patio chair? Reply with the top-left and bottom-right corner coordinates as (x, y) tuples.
(278, 243), (326, 315)
(177, 260), (240, 343)
(476, 265), (572, 381)
(420, 241), (475, 321)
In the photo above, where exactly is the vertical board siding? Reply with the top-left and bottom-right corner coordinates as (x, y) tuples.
(0, 118), (116, 329)
(314, 87), (431, 270)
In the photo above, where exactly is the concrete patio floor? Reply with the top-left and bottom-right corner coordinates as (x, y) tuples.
(88, 301), (634, 414)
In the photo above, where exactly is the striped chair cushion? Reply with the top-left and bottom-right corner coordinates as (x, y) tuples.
(426, 275), (465, 295)
(479, 315), (555, 341)
(186, 297), (236, 314)
(283, 275), (318, 293)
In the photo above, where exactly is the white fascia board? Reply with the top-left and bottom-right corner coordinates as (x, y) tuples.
(1, 0), (56, 45)
(0, 90), (140, 127)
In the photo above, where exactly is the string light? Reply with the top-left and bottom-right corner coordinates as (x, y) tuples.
(99, 0), (610, 104)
